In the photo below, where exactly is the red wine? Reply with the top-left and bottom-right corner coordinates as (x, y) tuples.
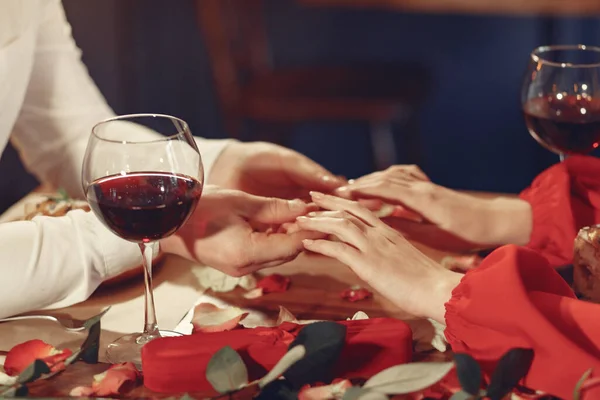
(86, 172), (203, 242)
(523, 95), (600, 154)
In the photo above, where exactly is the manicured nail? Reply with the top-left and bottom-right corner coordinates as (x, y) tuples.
(308, 212), (318, 217)
(303, 239), (314, 246)
(347, 179), (355, 185)
(290, 199), (306, 211)
(296, 216), (309, 222)
(310, 191), (324, 200)
(336, 186), (348, 192)
(321, 175), (333, 182)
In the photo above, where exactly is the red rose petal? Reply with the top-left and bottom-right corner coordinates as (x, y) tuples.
(340, 287), (372, 302)
(256, 274), (291, 294)
(298, 379), (352, 400)
(4, 339), (72, 376)
(92, 362), (140, 396)
(191, 303), (248, 333)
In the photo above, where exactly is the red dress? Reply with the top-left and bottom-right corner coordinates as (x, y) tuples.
(444, 156), (600, 399)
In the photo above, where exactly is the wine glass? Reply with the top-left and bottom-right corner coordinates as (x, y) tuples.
(521, 44), (600, 161)
(82, 114), (204, 365)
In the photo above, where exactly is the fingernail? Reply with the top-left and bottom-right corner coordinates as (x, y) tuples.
(308, 212), (317, 217)
(296, 216), (309, 222)
(310, 191), (324, 200)
(321, 175), (333, 182)
(336, 186), (348, 192)
(347, 179), (355, 185)
(303, 239), (314, 246)
(290, 199), (307, 211)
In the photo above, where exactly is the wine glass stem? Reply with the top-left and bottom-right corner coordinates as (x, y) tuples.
(559, 153), (567, 162)
(140, 242), (159, 340)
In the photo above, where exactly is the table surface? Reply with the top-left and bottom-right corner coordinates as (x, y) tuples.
(298, 0), (600, 16)
(0, 188), (461, 398)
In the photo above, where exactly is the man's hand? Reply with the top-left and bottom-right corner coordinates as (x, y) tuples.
(159, 185), (323, 276)
(208, 141), (345, 199)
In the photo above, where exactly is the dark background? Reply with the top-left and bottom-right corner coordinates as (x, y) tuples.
(2, 0), (599, 211)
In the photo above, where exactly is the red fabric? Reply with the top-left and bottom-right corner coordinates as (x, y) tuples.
(445, 245), (600, 399)
(142, 318), (412, 393)
(520, 155), (600, 267)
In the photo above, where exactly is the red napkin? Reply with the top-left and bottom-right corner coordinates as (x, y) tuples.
(142, 318), (412, 393)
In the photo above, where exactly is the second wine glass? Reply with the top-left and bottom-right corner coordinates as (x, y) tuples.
(82, 114), (204, 365)
(522, 44), (600, 161)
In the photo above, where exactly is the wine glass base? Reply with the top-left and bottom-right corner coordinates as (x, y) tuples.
(106, 330), (182, 367)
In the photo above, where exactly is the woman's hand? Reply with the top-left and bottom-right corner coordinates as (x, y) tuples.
(297, 192), (462, 323)
(335, 165), (532, 250)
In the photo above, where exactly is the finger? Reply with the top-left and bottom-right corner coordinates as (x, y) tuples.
(302, 238), (361, 267)
(388, 165), (429, 181)
(247, 229), (323, 266)
(279, 150), (346, 192)
(309, 192), (381, 227)
(310, 192), (401, 242)
(296, 215), (368, 250)
(236, 194), (310, 224)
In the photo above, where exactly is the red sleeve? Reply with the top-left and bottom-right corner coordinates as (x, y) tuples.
(520, 155), (600, 267)
(445, 245), (600, 399)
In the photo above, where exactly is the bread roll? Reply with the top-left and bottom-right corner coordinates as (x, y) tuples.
(573, 225), (600, 302)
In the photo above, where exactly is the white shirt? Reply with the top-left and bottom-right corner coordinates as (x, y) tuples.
(0, 1), (231, 318)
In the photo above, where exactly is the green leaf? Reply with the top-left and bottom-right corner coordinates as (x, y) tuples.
(453, 353), (482, 395)
(450, 390), (475, 400)
(574, 368), (594, 400)
(486, 348), (534, 400)
(83, 306), (111, 330)
(343, 387), (388, 400)
(16, 359), (50, 384)
(0, 385), (17, 397)
(283, 321), (346, 389)
(206, 346), (248, 393)
(258, 345), (306, 388)
(363, 362), (453, 395)
(179, 394), (195, 400)
(80, 318), (101, 364)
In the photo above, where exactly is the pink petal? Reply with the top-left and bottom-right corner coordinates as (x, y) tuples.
(243, 287), (264, 299)
(70, 386), (96, 397)
(191, 303), (249, 333)
(256, 274), (291, 294)
(92, 362), (140, 396)
(298, 379), (352, 400)
(276, 306), (298, 325)
(4, 339), (71, 376)
(340, 286), (372, 302)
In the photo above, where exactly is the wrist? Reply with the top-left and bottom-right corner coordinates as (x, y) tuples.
(484, 197), (533, 246)
(427, 269), (463, 323)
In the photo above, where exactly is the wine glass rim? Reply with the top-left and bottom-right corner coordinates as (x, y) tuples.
(91, 113), (190, 144)
(531, 44), (600, 68)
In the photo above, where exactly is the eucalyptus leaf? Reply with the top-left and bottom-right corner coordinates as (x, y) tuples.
(283, 321), (346, 389)
(179, 394), (195, 400)
(453, 353), (481, 395)
(16, 360), (50, 384)
(363, 362), (453, 395)
(450, 390), (475, 400)
(342, 387), (388, 400)
(259, 344), (306, 388)
(0, 385), (17, 397)
(83, 306), (111, 330)
(574, 368), (593, 400)
(80, 318), (101, 364)
(486, 348), (534, 400)
(206, 346), (248, 393)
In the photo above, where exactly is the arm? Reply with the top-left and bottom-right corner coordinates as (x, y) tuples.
(520, 155), (600, 267)
(10, 1), (231, 198)
(445, 245), (600, 399)
(0, 211), (144, 318)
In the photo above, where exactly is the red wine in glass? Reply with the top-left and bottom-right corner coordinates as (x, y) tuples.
(523, 95), (600, 155)
(87, 172), (203, 242)
(521, 45), (600, 161)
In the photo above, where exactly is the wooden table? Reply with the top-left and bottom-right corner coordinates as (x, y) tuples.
(298, 0), (600, 16)
(0, 189), (457, 398)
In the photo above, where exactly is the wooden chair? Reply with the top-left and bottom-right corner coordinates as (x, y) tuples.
(194, 0), (429, 169)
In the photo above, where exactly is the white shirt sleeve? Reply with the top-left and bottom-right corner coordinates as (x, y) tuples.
(0, 1), (232, 317)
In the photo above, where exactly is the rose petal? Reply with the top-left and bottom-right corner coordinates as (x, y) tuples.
(243, 287), (264, 299)
(4, 339), (72, 376)
(193, 267), (257, 292)
(340, 287), (372, 302)
(256, 274), (291, 294)
(92, 362), (140, 396)
(348, 311), (369, 320)
(191, 303), (249, 333)
(70, 386), (96, 397)
(298, 379), (352, 400)
(276, 306), (298, 325)
(0, 371), (17, 386)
